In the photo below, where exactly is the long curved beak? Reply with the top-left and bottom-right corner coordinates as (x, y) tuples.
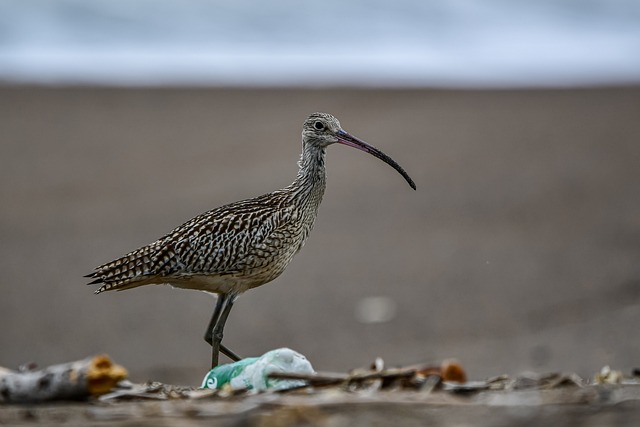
(337, 130), (416, 190)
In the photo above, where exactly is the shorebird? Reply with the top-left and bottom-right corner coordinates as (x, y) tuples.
(86, 112), (415, 368)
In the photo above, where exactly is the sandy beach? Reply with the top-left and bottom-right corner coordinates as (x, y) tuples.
(1, 85), (639, 385)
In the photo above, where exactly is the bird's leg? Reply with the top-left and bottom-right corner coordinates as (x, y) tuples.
(220, 344), (242, 362)
(204, 294), (226, 346)
(207, 316), (242, 364)
(204, 293), (239, 368)
(211, 295), (237, 368)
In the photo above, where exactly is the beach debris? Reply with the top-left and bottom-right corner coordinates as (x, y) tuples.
(98, 380), (216, 401)
(201, 348), (314, 391)
(509, 372), (585, 390)
(0, 355), (127, 403)
(268, 358), (467, 392)
(594, 365), (624, 384)
(11, 352), (638, 406)
(85, 358), (640, 404)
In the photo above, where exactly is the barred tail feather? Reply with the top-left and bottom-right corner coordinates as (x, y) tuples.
(86, 243), (169, 294)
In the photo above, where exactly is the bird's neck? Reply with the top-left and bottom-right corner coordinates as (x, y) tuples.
(290, 143), (327, 203)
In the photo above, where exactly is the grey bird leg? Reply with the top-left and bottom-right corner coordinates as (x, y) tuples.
(205, 294), (239, 368)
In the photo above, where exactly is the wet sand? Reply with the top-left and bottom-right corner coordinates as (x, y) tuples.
(1, 86), (639, 384)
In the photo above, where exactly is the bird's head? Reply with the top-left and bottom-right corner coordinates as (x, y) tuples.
(302, 112), (344, 148)
(302, 112), (416, 190)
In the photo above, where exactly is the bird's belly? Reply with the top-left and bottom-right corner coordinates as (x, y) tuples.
(160, 256), (294, 294)
(162, 274), (264, 294)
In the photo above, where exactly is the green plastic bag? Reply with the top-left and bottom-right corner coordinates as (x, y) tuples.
(201, 348), (314, 391)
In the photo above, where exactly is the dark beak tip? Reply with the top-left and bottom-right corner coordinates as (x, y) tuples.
(337, 130), (416, 191)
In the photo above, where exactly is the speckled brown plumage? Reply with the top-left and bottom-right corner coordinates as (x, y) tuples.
(85, 112), (415, 367)
(86, 186), (322, 295)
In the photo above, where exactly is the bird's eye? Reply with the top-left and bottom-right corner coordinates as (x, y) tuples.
(314, 121), (325, 131)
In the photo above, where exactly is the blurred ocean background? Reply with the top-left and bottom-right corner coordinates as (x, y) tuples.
(1, 0), (639, 87)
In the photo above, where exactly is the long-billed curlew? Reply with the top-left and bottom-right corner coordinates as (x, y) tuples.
(86, 112), (415, 368)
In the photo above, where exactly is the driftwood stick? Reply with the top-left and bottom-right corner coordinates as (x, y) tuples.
(268, 360), (467, 388)
(268, 371), (348, 387)
(0, 355), (127, 403)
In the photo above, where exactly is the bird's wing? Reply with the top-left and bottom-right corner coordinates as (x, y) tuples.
(169, 196), (294, 275)
(86, 193), (291, 292)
